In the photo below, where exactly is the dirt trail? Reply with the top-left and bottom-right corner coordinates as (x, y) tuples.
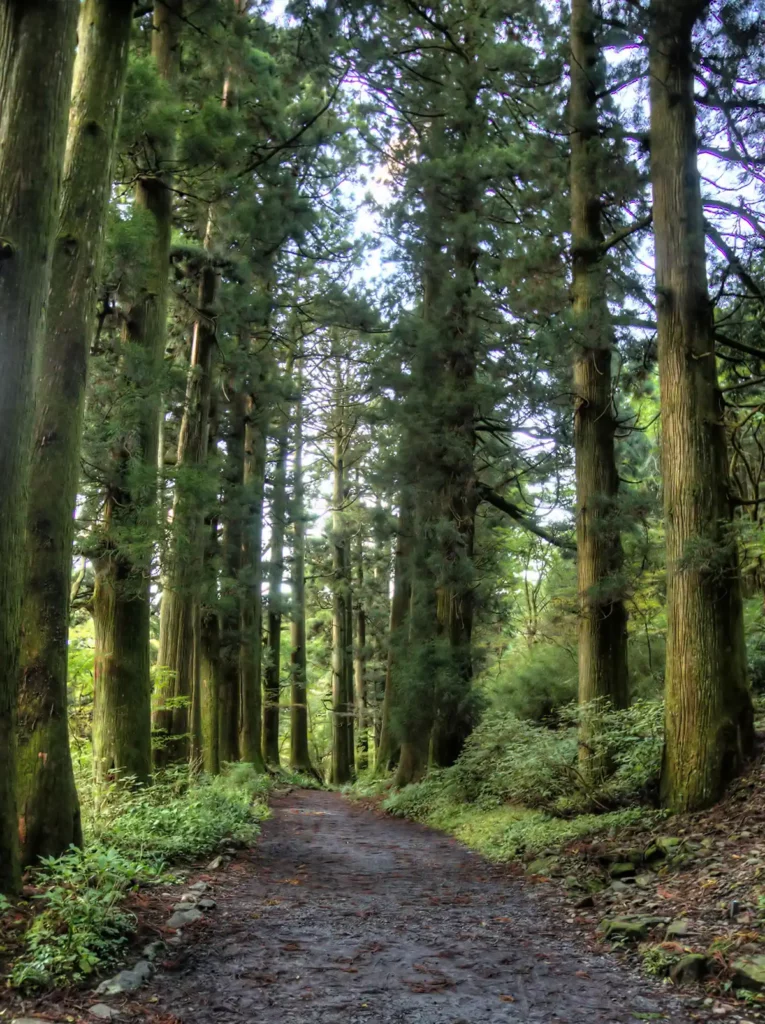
(146, 789), (688, 1024)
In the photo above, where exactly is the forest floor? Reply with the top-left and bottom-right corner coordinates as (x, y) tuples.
(4, 788), (706, 1024)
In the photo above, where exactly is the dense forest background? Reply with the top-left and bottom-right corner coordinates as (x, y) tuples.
(3, 1), (765, 988)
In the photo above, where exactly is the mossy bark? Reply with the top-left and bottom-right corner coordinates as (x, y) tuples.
(376, 504), (411, 774)
(649, 0), (754, 811)
(239, 388), (267, 771)
(0, 0), (78, 890)
(219, 393), (246, 764)
(570, 0), (629, 775)
(94, 0), (182, 786)
(330, 369), (354, 785)
(289, 383), (313, 774)
(154, 253), (217, 766)
(17, 0), (132, 864)
(353, 530), (369, 773)
(264, 375), (292, 768)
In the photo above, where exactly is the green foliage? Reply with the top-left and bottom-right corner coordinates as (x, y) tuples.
(641, 945), (679, 978)
(10, 764), (270, 990)
(10, 846), (154, 990)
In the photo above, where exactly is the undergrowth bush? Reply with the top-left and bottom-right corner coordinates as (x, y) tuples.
(9, 762), (271, 991)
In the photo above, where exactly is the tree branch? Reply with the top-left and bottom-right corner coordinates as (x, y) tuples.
(598, 211), (652, 255)
(477, 484), (575, 551)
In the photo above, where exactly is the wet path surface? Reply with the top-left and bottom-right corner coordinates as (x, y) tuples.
(149, 789), (688, 1023)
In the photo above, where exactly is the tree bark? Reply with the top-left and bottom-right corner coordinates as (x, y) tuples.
(263, 365), (292, 767)
(17, 0), (132, 865)
(0, 0), (78, 889)
(330, 362), (354, 785)
(239, 385), (267, 771)
(289, 378), (313, 773)
(376, 505), (411, 773)
(649, 0), (754, 811)
(570, 0), (629, 776)
(353, 528), (369, 773)
(219, 393), (246, 764)
(93, 0), (182, 786)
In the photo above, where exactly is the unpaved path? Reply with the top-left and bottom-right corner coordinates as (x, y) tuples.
(147, 789), (688, 1023)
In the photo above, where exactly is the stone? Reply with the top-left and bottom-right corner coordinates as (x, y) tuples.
(89, 1005), (121, 1020)
(179, 892), (198, 903)
(198, 897), (216, 910)
(670, 954), (708, 985)
(731, 955), (765, 991)
(142, 940), (165, 960)
(609, 879), (632, 893)
(525, 856), (558, 876)
(574, 893), (594, 909)
(12, 1019), (56, 1024)
(600, 916), (667, 941)
(167, 906), (204, 929)
(635, 873), (655, 888)
(207, 855), (223, 871)
(665, 918), (690, 939)
(609, 862), (636, 879)
(188, 881), (210, 893)
(95, 960), (153, 996)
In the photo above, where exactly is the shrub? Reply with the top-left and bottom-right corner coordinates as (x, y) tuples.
(10, 846), (155, 990)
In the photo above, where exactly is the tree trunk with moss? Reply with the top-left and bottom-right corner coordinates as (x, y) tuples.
(289, 379), (313, 773)
(0, 0), (78, 890)
(16, 0), (132, 865)
(263, 372), (292, 767)
(154, 248), (218, 765)
(570, 0), (629, 776)
(239, 386), (267, 771)
(93, 0), (182, 786)
(376, 504), (411, 774)
(649, 0), (754, 811)
(330, 369), (354, 785)
(219, 393), (246, 764)
(353, 529), (369, 773)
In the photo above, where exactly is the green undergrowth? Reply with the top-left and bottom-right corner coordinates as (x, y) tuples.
(3, 762), (275, 991)
(355, 700), (666, 862)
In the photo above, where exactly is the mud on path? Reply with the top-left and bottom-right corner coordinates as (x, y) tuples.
(143, 789), (688, 1024)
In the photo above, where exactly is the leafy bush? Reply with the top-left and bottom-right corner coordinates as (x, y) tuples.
(10, 846), (155, 989)
(10, 763), (270, 990)
(491, 644), (578, 723)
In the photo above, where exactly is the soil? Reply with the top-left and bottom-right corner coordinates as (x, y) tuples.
(119, 788), (691, 1024)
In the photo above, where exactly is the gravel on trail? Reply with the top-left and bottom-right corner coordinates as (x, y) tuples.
(138, 788), (690, 1024)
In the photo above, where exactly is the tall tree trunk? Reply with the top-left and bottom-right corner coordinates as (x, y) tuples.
(330, 380), (354, 785)
(200, 516), (221, 776)
(353, 529), (369, 772)
(219, 393), (246, 763)
(376, 504), (411, 773)
(289, 378), (313, 773)
(263, 366), (292, 767)
(93, 0), (182, 786)
(239, 385), (267, 772)
(0, 0), (78, 890)
(17, 0), (132, 865)
(570, 0), (629, 776)
(649, 0), (754, 811)
(153, 238), (218, 765)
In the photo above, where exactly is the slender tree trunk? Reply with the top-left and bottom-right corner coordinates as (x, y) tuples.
(239, 385), (267, 772)
(330, 385), (354, 785)
(289, 379), (313, 773)
(0, 0), (78, 889)
(219, 393), (246, 763)
(353, 529), (369, 772)
(17, 0), (132, 865)
(94, 0), (182, 785)
(649, 0), (754, 811)
(263, 368), (292, 767)
(200, 517), (221, 776)
(570, 0), (629, 776)
(377, 505), (411, 773)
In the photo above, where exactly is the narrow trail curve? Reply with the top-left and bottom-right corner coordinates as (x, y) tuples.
(147, 789), (688, 1024)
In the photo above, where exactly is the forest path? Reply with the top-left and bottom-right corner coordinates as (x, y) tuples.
(146, 789), (687, 1024)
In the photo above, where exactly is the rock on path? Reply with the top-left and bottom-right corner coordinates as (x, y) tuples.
(140, 789), (689, 1024)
